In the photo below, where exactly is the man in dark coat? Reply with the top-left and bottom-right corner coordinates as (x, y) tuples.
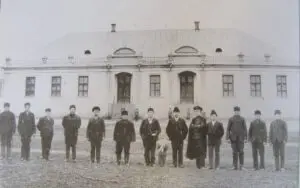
(207, 110), (224, 170)
(140, 107), (161, 166)
(113, 110), (136, 165)
(269, 110), (288, 171)
(86, 106), (105, 164)
(0, 103), (16, 160)
(62, 105), (81, 162)
(248, 110), (267, 170)
(166, 107), (188, 168)
(186, 106), (208, 169)
(37, 108), (54, 160)
(18, 102), (36, 161)
(226, 106), (247, 170)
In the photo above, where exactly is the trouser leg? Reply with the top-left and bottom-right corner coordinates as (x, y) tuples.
(215, 144), (220, 168)
(238, 141), (244, 167)
(258, 142), (265, 169)
(72, 145), (76, 160)
(252, 142), (258, 169)
(124, 141), (130, 164)
(6, 134), (12, 159)
(279, 142), (285, 169)
(231, 142), (238, 169)
(65, 144), (70, 160)
(196, 158), (201, 169)
(90, 142), (96, 162)
(116, 141), (123, 164)
(1, 134), (6, 158)
(41, 136), (46, 159)
(273, 141), (280, 171)
(171, 142), (178, 166)
(96, 141), (102, 163)
(178, 142), (183, 166)
(150, 141), (156, 165)
(208, 145), (214, 169)
(143, 140), (150, 165)
(22, 137), (31, 160)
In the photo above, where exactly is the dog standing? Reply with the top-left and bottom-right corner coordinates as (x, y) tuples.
(157, 138), (168, 167)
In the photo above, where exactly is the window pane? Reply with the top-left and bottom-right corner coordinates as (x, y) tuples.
(155, 84), (160, 90)
(228, 84), (233, 90)
(255, 84), (261, 90)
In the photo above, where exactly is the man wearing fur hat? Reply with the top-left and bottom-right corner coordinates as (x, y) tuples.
(86, 106), (105, 164)
(140, 107), (161, 166)
(113, 110), (136, 165)
(62, 105), (81, 162)
(207, 110), (224, 170)
(226, 106), (247, 170)
(269, 110), (288, 171)
(166, 107), (188, 168)
(248, 110), (267, 170)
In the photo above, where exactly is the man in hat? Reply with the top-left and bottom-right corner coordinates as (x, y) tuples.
(113, 110), (136, 165)
(207, 110), (224, 170)
(62, 105), (81, 162)
(0, 103), (16, 160)
(18, 102), (36, 161)
(86, 106), (105, 164)
(37, 108), (54, 160)
(140, 107), (161, 166)
(166, 107), (188, 168)
(269, 110), (288, 171)
(186, 106), (208, 169)
(248, 110), (267, 170)
(226, 106), (247, 170)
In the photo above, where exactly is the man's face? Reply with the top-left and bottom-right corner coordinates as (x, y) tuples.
(70, 108), (76, 114)
(255, 114), (261, 120)
(93, 110), (100, 116)
(121, 115), (128, 120)
(211, 114), (216, 121)
(194, 110), (201, 116)
(275, 114), (281, 119)
(147, 111), (154, 118)
(4, 106), (9, 111)
(25, 105), (30, 111)
(234, 111), (240, 116)
(46, 111), (51, 117)
(173, 112), (179, 118)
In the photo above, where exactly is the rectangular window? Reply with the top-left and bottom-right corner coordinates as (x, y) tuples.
(25, 77), (35, 96)
(276, 75), (287, 97)
(250, 75), (261, 97)
(51, 76), (61, 97)
(150, 75), (161, 97)
(78, 76), (89, 97)
(222, 75), (234, 97)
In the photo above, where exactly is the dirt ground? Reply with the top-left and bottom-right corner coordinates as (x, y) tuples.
(0, 120), (299, 188)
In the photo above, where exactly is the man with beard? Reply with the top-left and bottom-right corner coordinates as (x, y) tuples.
(186, 106), (208, 169)
(37, 108), (54, 161)
(140, 108), (161, 166)
(62, 105), (81, 162)
(113, 110), (135, 165)
(226, 106), (247, 170)
(0, 103), (16, 160)
(86, 106), (105, 164)
(166, 107), (188, 168)
(18, 102), (36, 161)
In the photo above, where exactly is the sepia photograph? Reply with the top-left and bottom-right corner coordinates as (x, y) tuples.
(0, 0), (299, 187)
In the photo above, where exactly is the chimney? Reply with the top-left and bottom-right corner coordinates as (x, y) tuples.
(194, 21), (200, 31)
(111, 23), (116, 32)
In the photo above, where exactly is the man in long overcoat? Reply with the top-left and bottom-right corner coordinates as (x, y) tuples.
(62, 105), (81, 162)
(166, 107), (188, 168)
(0, 103), (16, 160)
(18, 102), (36, 161)
(186, 106), (208, 169)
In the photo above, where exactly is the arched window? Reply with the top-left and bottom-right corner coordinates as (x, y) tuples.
(215, 48), (223, 53)
(84, 50), (91, 55)
(175, 46), (198, 54)
(113, 48), (136, 56)
(179, 71), (196, 103)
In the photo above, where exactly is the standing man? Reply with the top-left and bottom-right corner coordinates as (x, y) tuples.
(166, 107), (188, 168)
(18, 102), (36, 161)
(0, 103), (16, 160)
(37, 108), (54, 161)
(207, 110), (224, 170)
(140, 108), (161, 166)
(62, 105), (81, 162)
(113, 110), (136, 165)
(269, 110), (288, 171)
(186, 106), (208, 169)
(226, 106), (247, 170)
(86, 106), (105, 164)
(248, 110), (267, 170)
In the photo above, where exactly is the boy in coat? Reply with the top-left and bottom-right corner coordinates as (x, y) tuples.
(37, 108), (54, 160)
(166, 107), (188, 168)
(207, 110), (224, 170)
(248, 110), (267, 170)
(86, 106), (105, 164)
(113, 110), (135, 165)
(269, 110), (288, 171)
(62, 105), (81, 162)
(0, 103), (16, 160)
(140, 108), (161, 166)
(18, 102), (36, 161)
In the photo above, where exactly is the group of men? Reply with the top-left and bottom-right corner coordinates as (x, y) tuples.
(0, 102), (288, 172)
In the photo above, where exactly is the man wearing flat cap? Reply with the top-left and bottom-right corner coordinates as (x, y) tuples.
(140, 107), (161, 166)
(269, 110), (288, 171)
(86, 106), (105, 164)
(18, 102), (36, 161)
(62, 105), (81, 162)
(37, 108), (54, 160)
(186, 106), (208, 169)
(248, 110), (267, 170)
(113, 110), (136, 165)
(166, 107), (188, 168)
(0, 103), (16, 160)
(226, 106), (247, 170)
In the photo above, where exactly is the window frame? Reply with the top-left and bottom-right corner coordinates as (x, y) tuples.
(250, 75), (262, 97)
(51, 76), (62, 97)
(78, 76), (89, 97)
(149, 75), (161, 97)
(25, 77), (36, 97)
(222, 75), (234, 97)
(276, 75), (287, 98)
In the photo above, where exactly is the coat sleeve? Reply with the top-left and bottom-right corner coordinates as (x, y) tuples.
(243, 118), (247, 140)
(139, 120), (144, 139)
(283, 121), (288, 142)
(37, 118), (42, 132)
(182, 119), (189, 140)
(11, 113), (16, 134)
(62, 116), (66, 129)
(86, 119), (91, 139)
(263, 121), (267, 143)
(77, 117), (81, 129)
(219, 122), (224, 138)
(226, 118), (232, 140)
(248, 122), (253, 142)
(17, 113), (23, 135)
(32, 114), (36, 134)
(131, 122), (136, 142)
(156, 120), (161, 136)
(269, 122), (273, 143)
(102, 119), (106, 138)
(166, 120), (172, 140)
(113, 122), (118, 141)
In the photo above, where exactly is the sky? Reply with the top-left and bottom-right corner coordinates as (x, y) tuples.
(0, 0), (298, 61)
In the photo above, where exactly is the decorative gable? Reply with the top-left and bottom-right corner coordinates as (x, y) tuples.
(113, 48), (136, 56)
(175, 46), (198, 54)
